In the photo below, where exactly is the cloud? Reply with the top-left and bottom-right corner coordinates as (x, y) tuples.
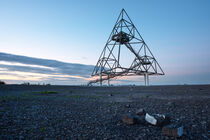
(1, 52), (209, 85)
(0, 52), (95, 84)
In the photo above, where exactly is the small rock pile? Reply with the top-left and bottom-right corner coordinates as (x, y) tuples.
(122, 109), (184, 138)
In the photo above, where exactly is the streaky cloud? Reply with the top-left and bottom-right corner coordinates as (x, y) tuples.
(0, 52), (95, 78)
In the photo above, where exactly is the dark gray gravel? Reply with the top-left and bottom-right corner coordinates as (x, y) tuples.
(0, 85), (209, 139)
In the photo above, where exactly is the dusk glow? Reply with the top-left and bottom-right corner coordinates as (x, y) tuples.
(0, 0), (210, 85)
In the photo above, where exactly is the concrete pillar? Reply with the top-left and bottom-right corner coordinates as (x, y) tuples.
(100, 73), (102, 86)
(144, 73), (149, 86)
(108, 75), (110, 86)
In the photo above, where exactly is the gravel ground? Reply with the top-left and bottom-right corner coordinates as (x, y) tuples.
(0, 85), (209, 139)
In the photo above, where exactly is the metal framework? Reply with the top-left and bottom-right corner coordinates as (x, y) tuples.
(88, 9), (164, 86)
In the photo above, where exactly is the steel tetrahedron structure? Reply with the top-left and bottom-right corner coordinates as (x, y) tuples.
(89, 9), (164, 86)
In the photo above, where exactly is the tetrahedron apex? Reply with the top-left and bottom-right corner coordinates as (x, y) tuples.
(88, 9), (164, 86)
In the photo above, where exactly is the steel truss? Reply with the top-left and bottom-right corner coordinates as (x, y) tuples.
(88, 9), (164, 86)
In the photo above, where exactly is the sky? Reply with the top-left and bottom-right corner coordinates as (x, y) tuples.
(0, 0), (210, 85)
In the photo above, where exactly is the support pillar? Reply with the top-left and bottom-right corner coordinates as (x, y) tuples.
(144, 73), (149, 86)
(108, 75), (110, 86)
(100, 73), (102, 86)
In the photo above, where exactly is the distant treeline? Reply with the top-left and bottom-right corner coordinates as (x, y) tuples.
(21, 82), (51, 86)
(0, 80), (6, 85)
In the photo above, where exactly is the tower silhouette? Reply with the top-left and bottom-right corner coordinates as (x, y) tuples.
(89, 9), (164, 86)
